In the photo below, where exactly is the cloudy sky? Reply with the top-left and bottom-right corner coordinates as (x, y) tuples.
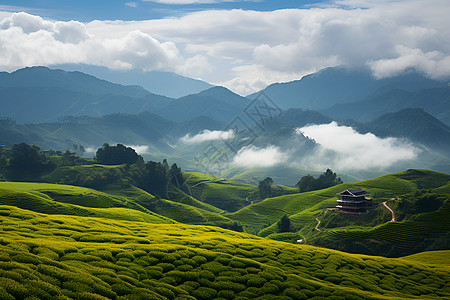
(1, 0), (449, 95)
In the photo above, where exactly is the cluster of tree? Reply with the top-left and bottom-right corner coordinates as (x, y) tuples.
(95, 143), (141, 165)
(258, 177), (273, 199)
(1, 143), (185, 199)
(2, 143), (55, 180)
(296, 169), (343, 192)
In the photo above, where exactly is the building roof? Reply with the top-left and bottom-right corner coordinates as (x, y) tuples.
(337, 188), (369, 197)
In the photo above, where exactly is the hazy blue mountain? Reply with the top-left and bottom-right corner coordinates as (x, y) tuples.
(0, 66), (149, 97)
(250, 66), (447, 111)
(0, 67), (171, 123)
(174, 116), (225, 137)
(264, 108), (333, 131)
(156, 86), (250, 123)
(360, 108), (450, 156)
(322, 86), (450, 125)
(53, 64), (214, 98)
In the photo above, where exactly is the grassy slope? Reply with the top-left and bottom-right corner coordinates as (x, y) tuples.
(228, 169), (449, 237)
(0, 205), (449, 299)
(0, 182), (173, 224)
(183, 171), (298, 213)
(0, 181), (238, 229)
(402, 250), (450, 265)
(102, 185), (236, 228)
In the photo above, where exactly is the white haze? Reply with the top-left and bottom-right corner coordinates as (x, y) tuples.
(126, 145), (150, 154)
(84, 146), (97, 156)
(232, 145), (288, 168)
(297, 122), (419, 170)
(180, 129), (234, 144)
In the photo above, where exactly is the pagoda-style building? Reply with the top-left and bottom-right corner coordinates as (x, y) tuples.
(336, 188), (373, 214)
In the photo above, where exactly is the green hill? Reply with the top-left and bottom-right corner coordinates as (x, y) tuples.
(103, 185), (237, 229)
(0, 182), (173, 224)
(0, 205), (449, 299)
(227, 169), (450, 255)
(183, 171), (298, 212)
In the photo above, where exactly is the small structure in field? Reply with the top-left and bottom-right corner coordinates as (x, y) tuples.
(336, 188), (373, 214)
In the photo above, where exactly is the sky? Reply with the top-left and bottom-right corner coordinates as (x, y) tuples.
(1, 0), (449, 95)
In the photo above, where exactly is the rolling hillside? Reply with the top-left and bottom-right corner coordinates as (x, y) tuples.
(227, 169), (450, 256)
(0, 204), (449, 299)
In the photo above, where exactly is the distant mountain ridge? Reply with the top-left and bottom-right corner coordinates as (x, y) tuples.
(0, 67), (246, 124)
(361, 108), (450, 156)
(53, 63), (214, 98)
(251, 66), (449, 124)
(322, 86), (450, 125)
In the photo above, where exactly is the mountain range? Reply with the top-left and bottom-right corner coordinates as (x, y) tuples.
(251, 66), (449, 125)
(53, 63), (213, 98)
(1, 65), (449, 181)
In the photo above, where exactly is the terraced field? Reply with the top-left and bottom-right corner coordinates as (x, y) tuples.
(183, 172), (298, 212)
(0, 182), (173, 224)
(1, 205), (449, 299)
(0, 182), (237, 228)
(228, 170), (449, 238)
(325, 200), (450, 253)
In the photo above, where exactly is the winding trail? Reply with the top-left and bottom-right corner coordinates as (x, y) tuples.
(315, 218), (321, 231)
(382, 201), (396, 222)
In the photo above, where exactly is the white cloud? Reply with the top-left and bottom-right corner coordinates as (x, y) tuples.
(296, 122), (419, 170)
(126, 145), (150, 154)
(180, 129), (234, 144)
(1, 0), (449, 94)
(84, 146), (97, 156)
(368, 46), (450, 79)
(232, 145), (288, 168)
(125, 2), (138, 8)
(0, 12), (181, 72)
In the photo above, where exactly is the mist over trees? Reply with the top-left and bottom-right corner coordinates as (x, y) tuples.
(297, 169), (342, 192)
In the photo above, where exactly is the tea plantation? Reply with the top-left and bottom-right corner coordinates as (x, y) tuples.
(1, 205), (449, 299)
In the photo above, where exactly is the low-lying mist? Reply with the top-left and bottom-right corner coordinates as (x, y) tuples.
(296, 122), (420, 171)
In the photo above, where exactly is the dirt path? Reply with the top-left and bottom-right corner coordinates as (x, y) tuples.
(315, 218), (321, 231)
(382, 201), (396, 222)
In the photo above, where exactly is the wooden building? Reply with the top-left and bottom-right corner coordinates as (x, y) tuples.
(336, 188), (373, 214)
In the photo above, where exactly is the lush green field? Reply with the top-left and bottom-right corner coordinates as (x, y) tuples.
(227, 170), (450, 254)
(1, 205), (449, 299)
(402, 250), (450, 265)
(104, 185), (237, 228)
(183, 171), (298, 212)
(0, 182), (173, 224)
(0, 182), (238, 229)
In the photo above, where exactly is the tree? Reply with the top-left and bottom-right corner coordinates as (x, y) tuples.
(7, 143), (54, 178)
(296, 169), (342, 193)
(297, 174), (316, 192)
(169, 163), (183, 188)
(258, 177), (273, 199)
(316, 168), (343, 189)
(277, 214), (291, 233)
(95, 143), (141, 165)
(62, 150), (77, 166)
